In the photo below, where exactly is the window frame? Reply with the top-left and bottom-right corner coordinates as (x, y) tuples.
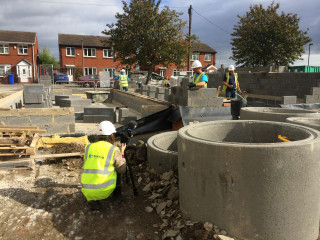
(83, 48), (96, 57)
(204, 53), (212, 62)
(0, 64), (11, 77)
(191, 53), (199, 61)
(66, 47), (75, 56)
(103, 48), (113, 58)
(18, 45), (28, 55)
(84, 67), (97, 75)
(0, 44), (9, 54)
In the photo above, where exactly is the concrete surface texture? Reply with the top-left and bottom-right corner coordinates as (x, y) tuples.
(147, 131), (178, 174)
(178, 120), (320, 240)
(286, 116), (320, 131)
(241, 107), (319, 122)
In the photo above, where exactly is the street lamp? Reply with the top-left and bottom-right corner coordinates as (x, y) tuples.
(308, 43), (313, 66)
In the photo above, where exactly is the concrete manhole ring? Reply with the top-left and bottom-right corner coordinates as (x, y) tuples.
(286, 116), (320, 131)
(178, 120), (320, 240)
(241, 107), (319, 122)
(147, 131), (178, 174)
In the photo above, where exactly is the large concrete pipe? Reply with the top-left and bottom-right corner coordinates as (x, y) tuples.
(178, 120), (320, 240)
(286, 117), (320, 131)
(147, 131), (178, 173)
(241, 107), (319, 122)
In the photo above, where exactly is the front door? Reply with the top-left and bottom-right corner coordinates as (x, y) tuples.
(19, 65), (29, 83)
(67, 67), (74, 81)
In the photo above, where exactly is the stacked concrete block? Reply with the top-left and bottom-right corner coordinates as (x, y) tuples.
(148, 85), (156, 98)
(24, 84), (52, 108)
(155, 87), (166, 100)
(141, 85), (149, 95)
(83, 106), (116, 123)
(181, 77), (191, 87)
(39, 75), (52, 87)
(168, 86), (223, 107)
(59, 98), (92, 112)
(119, 108), (138, 125)
(55, 95), (81, 106)
(282, 96), (297, 104)
(304, 87), (320, 104)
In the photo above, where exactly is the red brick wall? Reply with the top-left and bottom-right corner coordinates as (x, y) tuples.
(0, 40), (39, 83)
(151, 52), (217, 79)
(59, 46), (135, 75)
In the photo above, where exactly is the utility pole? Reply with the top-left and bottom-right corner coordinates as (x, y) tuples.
(81, 39), (84, 75)
(308, 43), (313, 67)
(187, 5), (192, 71)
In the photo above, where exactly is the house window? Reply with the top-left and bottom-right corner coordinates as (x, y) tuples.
(191, 53), (199, 61)
(205, 54), (212, 61)
(84, 67), (97, 75)
(103, 49), (113, 58)
(83, 48), (96, 57)
(0, 65), (11, 77)
(66, 47), (75, 56)
(104, 68), (114, 77)
(0, 44), (9, 54)
(160, 69), (165, 77)
(18, 45), (28, 55)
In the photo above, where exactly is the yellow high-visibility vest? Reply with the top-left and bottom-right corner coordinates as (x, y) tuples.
(192, 72), (207, 88)
(120, 74), (128, 87)
(222, 73), (238, 92)
(81, 141), (118, 201)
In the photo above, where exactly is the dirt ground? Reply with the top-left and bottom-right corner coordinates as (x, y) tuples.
(0, 142), (218, 240)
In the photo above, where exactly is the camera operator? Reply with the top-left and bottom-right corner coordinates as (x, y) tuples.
(81, 121), (126, 211)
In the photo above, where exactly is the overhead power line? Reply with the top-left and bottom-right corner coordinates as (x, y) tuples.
(192, 8), (231, 35)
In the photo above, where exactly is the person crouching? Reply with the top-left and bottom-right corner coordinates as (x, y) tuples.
(81, 121), (126, 210)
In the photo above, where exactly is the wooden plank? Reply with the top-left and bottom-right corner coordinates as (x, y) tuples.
(0, 126), (39, 130)
(0, 129), (46, 134)
(0, 152), (84, 163)
(26, 133), (39, 155)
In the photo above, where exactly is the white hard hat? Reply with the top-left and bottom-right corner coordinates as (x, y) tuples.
(98, 121), (116, 135)
(120, 69), (126, 73)
(191, 60), (202, 68)
(228, 65), (235, 71)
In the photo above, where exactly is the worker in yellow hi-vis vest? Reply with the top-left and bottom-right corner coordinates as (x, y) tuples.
(188, 60), (208, 89)
(115, 69), (129, 91)
(222, 65), (242, 98)
(81, 121), (126, 211)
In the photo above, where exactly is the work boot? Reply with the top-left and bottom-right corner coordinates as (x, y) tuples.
(88, 200), (102, 211)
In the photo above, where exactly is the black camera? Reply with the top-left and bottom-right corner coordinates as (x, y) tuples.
(116, 120), (138, 144)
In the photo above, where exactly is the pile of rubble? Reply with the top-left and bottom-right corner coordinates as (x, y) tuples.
(130, 141), (234, 240)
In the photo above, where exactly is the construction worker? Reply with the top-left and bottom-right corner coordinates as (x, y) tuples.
(81, 121), (126, 210)
(188, 60), (208, 89)
(115, 69), (129, 91)
(222, 65), (242, 98)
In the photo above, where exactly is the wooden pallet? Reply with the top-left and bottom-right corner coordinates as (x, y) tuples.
(0, 126), (45, 157)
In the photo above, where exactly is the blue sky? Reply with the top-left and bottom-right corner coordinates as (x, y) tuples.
(1, 0), (319, 67)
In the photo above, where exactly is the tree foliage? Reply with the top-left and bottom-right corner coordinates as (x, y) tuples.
(103, 0), (191, 83)
(230, 2), (312, 67)
(39, 46), (59, 68)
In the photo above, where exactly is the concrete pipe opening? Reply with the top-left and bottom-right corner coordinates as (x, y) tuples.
(178, 120), (320, 240)
(241, 107), (319, 122)
(286, 117), (320, 131)
(147, 131), (178, 173)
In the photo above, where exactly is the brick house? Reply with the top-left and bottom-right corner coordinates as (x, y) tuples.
(58, 33), (134, 81)
(0, 30), (39, 84)
(143, 41), (217, 79)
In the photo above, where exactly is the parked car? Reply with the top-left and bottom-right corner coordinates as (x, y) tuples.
(54, 72), (69, 83)
(77, 74), (99, 87)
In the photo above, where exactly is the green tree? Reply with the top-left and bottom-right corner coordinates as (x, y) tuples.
(230, 2), (312, 67)
(103, 0), (191, 84)
(39, 46), (59, 68)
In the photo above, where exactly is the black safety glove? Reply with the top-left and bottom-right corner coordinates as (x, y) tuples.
(188, 82), (196, 89)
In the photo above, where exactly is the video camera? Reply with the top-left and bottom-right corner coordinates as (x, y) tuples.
(115, 120), (138, 144)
